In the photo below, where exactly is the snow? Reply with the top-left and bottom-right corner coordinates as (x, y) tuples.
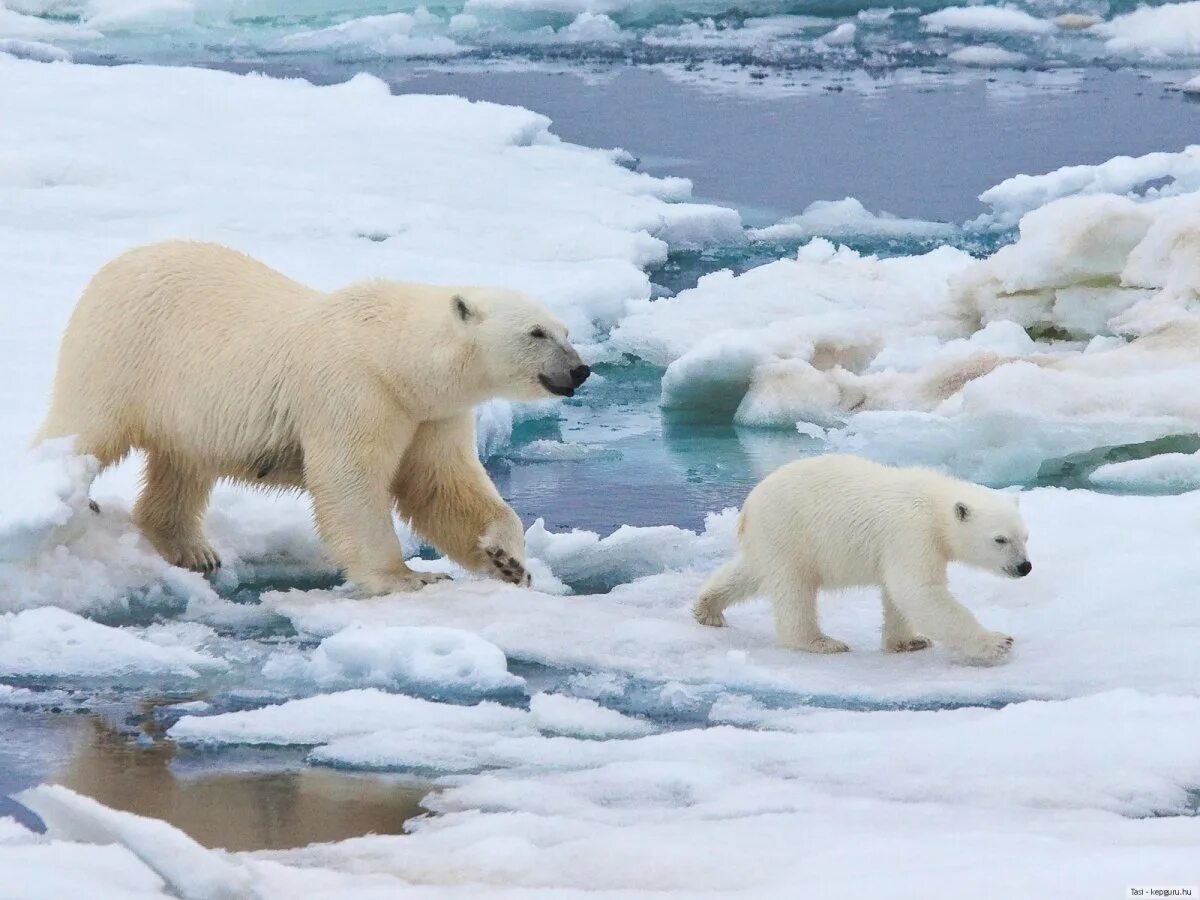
(0, 607), (223, 678)
(1090, 451), (1200, 491)
(15, 783), (261, 899)
(818, 22), (855, 46)
(948, 45), (1028, 67)
(748, 197), (956, 242)
(921, 5), (1055, 36)
(167, 687), (653, 771)
(274, 12), (469, 59)
(270, 624), (524, 694)
(1099, 1), (1200, 56)
(0, 36), (70, 60)
(559, 11), (623, 42)
(527, 692), (654, 737)
(169, 689), (529, 748)
(83, 0), (196, 31)
(978, 145), (1200, 227)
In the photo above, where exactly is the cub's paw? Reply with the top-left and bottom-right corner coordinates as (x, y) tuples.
(958, 630), (1014, 664)
(885, 636), (933, 653)
(797, 635), (851, 654)
(692, 603), (728, 628)
(169, 541), (221, 574)
(484, 546), (531, 587)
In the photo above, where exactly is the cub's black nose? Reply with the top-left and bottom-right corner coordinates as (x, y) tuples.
(1016, 560), (1032, 577)
(570, 364), (591, 387)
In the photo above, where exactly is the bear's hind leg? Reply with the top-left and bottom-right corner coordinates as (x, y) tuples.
(881, 588), (932, 652)
(693, 557), (759, 627)
(767, 575), (849, 653)
(133, 451), (220, 573)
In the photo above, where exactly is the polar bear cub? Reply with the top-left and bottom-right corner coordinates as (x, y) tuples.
(694, 455), (1031, 663)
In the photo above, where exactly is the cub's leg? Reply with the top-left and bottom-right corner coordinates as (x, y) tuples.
(881, 588), (932, 652)
(133, 452), (220, 572)
(693, 557), (759, 627)
(766, 572), (849, 653)
(883, 572), (1013, 663)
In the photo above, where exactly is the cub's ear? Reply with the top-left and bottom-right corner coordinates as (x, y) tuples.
(453, 294), (478, 324)
(954, 502), (970, 522)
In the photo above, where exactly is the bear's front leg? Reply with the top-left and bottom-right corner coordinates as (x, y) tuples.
(393, 414), (532, 587)
(884, 573), (1012, 664)
(305, 430), (449, 596)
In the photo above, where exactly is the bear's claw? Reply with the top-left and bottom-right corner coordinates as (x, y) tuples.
(886, 636), (933, 653)
(803, 635), (851, 654)
(172, 543), (221, 574)
(485, 547), (531, 587)
(692, 604), (728, 628)
(958, 630), (1014, 665)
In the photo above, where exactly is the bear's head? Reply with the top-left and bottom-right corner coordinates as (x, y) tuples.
(947, 490), (1031, 579)
(452, 289), (590, 402)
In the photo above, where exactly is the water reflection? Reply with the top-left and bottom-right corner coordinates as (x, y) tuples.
(54, 714), (430, 851)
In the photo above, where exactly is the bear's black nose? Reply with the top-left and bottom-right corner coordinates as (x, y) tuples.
(570, 364), (591, 387)
(1016, 560), (1032, 577)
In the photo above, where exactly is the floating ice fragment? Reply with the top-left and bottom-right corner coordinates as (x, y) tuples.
(15, 784), (261, 900)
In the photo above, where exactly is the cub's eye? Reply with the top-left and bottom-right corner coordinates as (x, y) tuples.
(530, 327), (547, 339)
(994, 536), (1009, 545)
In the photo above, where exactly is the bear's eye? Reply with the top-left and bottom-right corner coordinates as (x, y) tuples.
(994, 536), (1009, 545)
(530, 328), (547, 339)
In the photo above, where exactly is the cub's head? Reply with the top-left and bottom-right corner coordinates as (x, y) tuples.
(452, 289), (590, 402)
(948, 489), (1032, 579)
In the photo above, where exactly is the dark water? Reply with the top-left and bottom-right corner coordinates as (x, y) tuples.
(390, 66), (1197, 223)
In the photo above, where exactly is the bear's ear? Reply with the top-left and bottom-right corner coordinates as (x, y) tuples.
(954, 502), (970, 522)
(453, 294), (478, 324)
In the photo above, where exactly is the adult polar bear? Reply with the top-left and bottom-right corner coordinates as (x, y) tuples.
(36, 242), (590, 595)
(695, 455), (1031, 663)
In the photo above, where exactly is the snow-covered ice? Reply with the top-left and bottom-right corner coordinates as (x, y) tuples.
(0, 607), (223, 679)
(1099, 1), (1200, 57)
(948, 45), (1028, 67)
(266, 624), (524, 695)
(2, 42), (1200, 900)
(921, 6), (1055, 36)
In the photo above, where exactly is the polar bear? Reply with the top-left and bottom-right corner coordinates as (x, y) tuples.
(693, 455), (1031, 663)
(35, 241), (591, 595)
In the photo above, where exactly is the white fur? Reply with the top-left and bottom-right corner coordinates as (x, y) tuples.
(694, 454), (1031, 664)
(35, 241), (587, 594)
